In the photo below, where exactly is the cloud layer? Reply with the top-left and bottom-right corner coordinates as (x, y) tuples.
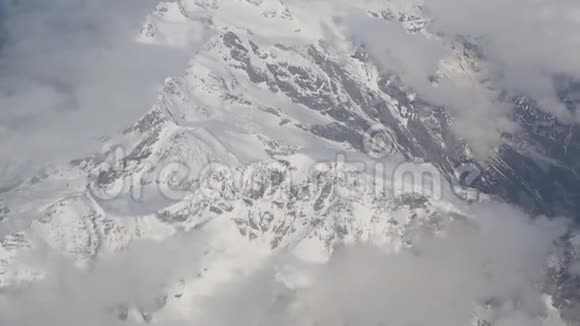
(189, 203), (572, 326)
(425, 0), (580, 120)
(0, 0), (190, 184)
(344, 0), (580, 157)
(0, 198), (573, 325)
(0, 232), (207, 326)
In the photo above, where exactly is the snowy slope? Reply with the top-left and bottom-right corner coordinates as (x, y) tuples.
(0, 0), (579, 325)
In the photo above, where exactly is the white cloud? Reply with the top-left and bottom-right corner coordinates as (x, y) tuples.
(0, 0), (193, 184)
(0, 199), (572, 326)
(294, 204), (568, 326)
(0, 232), (207, 326)
(191, 203), (571, 326)
(346, 16), (515, 157)
(341, 0), (580, 157)
(424, 0), (580, 120)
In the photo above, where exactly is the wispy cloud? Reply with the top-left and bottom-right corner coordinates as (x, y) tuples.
(343, 0), (580, 157)
(191, 203), (571, 326)
(0, 232), (207, 326)
(425, 0), (580, 120)
(0, 0), (192, 184)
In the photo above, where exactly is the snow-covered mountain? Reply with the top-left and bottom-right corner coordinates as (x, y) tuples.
(1, 0), (580, 325)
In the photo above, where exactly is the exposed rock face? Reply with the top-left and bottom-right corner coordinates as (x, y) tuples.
(1, 0), (580, 324)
